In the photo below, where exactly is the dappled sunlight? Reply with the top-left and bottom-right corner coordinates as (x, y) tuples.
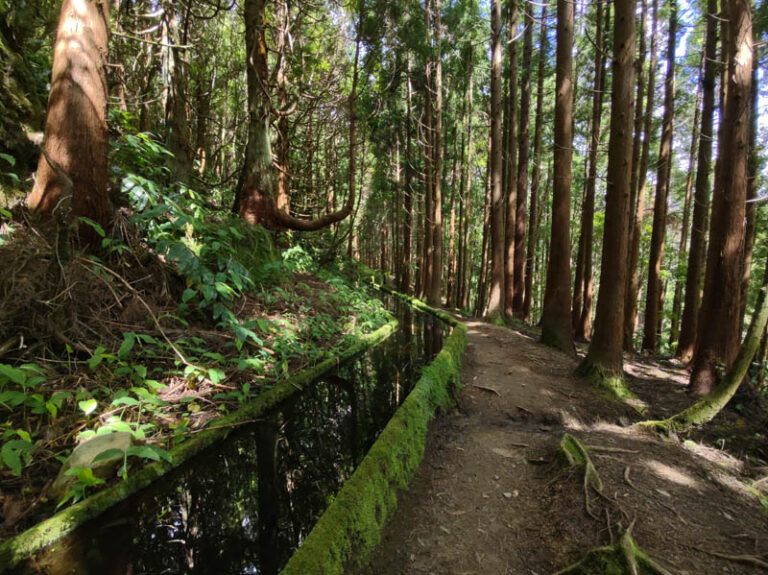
(679, 439), (745, 473)
(643, 459), (702, 490)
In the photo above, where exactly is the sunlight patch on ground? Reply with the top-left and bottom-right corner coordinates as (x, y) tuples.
(643, 459), (702, 490)
(679, 439), (745, 473)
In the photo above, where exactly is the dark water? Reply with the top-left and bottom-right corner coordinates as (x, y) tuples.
(20, 296), (445, 575)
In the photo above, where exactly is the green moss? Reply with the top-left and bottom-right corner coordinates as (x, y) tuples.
(282, 293), (467, 575)
(0, 319), (399, 572)
(558, 434), (603, 493)
(575, 361), (647, 415)
(554, 530), (672, 575)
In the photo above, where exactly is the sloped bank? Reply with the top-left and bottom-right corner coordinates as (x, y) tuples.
(282, 288), (467, 575)
(0, 318), (398, 572)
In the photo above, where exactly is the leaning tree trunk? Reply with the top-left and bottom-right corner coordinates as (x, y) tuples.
(641, 0), (677, 353)
(577, 0), (636, 380)
(541, 0), (575, 354)
(676, 0), (718, 361)
(27, 0), (111, 234)
(642, 258), (768, 432)
(689, 0), (752, 396)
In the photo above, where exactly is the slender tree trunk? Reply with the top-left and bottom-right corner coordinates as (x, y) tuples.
(502, 0), (519, 320)
(446, 123), (459, 307)
(690, 0), (752, 395)
(642, 0), (678, 352)
(429, 0), (443, 307)
(669, 62), (702, 347)
(27, 0), (111, 233)
(541, 0), (574, 354)
(624, 0), (659, 350)
(676, 0), (718, 361)
(738, 50), (759, 334)
(460, 53), (475, 311)
(573, 0), (608, 341)
(524, 3), (548, 323)
(578, 0), (636, 379)
(512, 0), (534, 318)
(487, 0), (506, 320)
(400, 56), (415, 293)
(422, 36), (434, 300)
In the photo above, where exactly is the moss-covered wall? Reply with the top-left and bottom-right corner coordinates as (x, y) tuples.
(0, 319), (399, 572)
(282, 292), (467, 575)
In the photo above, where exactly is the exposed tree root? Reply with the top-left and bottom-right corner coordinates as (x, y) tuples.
(554, 523), (674, 575)
(689, 545), (768, 570)
(558, 434), (603, 519)
(574, 361), (647, 415)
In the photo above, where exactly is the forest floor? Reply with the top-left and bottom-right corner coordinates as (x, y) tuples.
(356, 316), (768, 574)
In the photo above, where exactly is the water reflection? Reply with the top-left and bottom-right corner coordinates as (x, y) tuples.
(19, 297), (444, 575)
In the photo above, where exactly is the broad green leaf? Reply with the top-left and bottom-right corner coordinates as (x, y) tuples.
(78, 399), (98, 416)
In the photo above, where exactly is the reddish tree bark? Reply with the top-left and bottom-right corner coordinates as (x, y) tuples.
(487, 0), (505, 319)
(578, 0), (636, 378)
(676, 0), (718, 361)
(513, 0), (534, 318)
(624, 0), (658, 350)
(690, 0), (752, 395)
(541, 0), (574, 354)
(523, 4), (548, 324)
(642, 0), (678, 352)
(27, 0), (111, 233)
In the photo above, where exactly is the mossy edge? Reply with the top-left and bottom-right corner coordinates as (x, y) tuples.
(282, 290), (467, 575)
(0, 319), (399, 572)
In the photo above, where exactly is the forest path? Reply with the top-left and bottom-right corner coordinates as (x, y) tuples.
(355, 317), (768, 574)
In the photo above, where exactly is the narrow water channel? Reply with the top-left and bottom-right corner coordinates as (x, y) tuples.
(18, 296), (445, 574)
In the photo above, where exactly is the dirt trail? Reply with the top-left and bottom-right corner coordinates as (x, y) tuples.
(356, 317), (768, 574)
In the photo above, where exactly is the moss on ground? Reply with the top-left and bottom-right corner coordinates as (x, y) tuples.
(575, 360), (647, 415)
(0, 319), (398, 572)
(282, 292), (467, 575)
(554, 528), (673, 575)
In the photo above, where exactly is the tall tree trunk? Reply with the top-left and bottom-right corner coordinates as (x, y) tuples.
(676, 0), (718, 361)
(512, 0), (534, 318)
(669, 60), (702, 347)
(624, 0), (659, 350)
(400, 56), (415, 293)
(446, 123), (459, 307)
(459, 53), (475, 311)
(523, 3), (548, 324)
(578, 0), (636, 379)
(541, 0), (574, 354)
(27, 0), (111, 233)
(165, 5), (193, 186)
(642, 0), (678, 352)
(502, 0), (519, 320)
(428, 0), (443, 307)
(487, 0), (506, 320)
(689, 0), (752, 395)
(237, 0), (360, 231)
(573, 0), (608, 341)
(738, 50), (759, 334)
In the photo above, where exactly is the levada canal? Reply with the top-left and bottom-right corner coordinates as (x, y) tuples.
(13, 295), (447, 574)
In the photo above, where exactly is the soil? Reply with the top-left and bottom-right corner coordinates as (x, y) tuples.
(356, 317), (768, 574)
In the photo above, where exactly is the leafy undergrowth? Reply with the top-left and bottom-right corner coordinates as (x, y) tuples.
(0, 121), (391, 540)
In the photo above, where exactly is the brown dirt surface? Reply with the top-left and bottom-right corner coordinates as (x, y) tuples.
(356, 317), (768, 575)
